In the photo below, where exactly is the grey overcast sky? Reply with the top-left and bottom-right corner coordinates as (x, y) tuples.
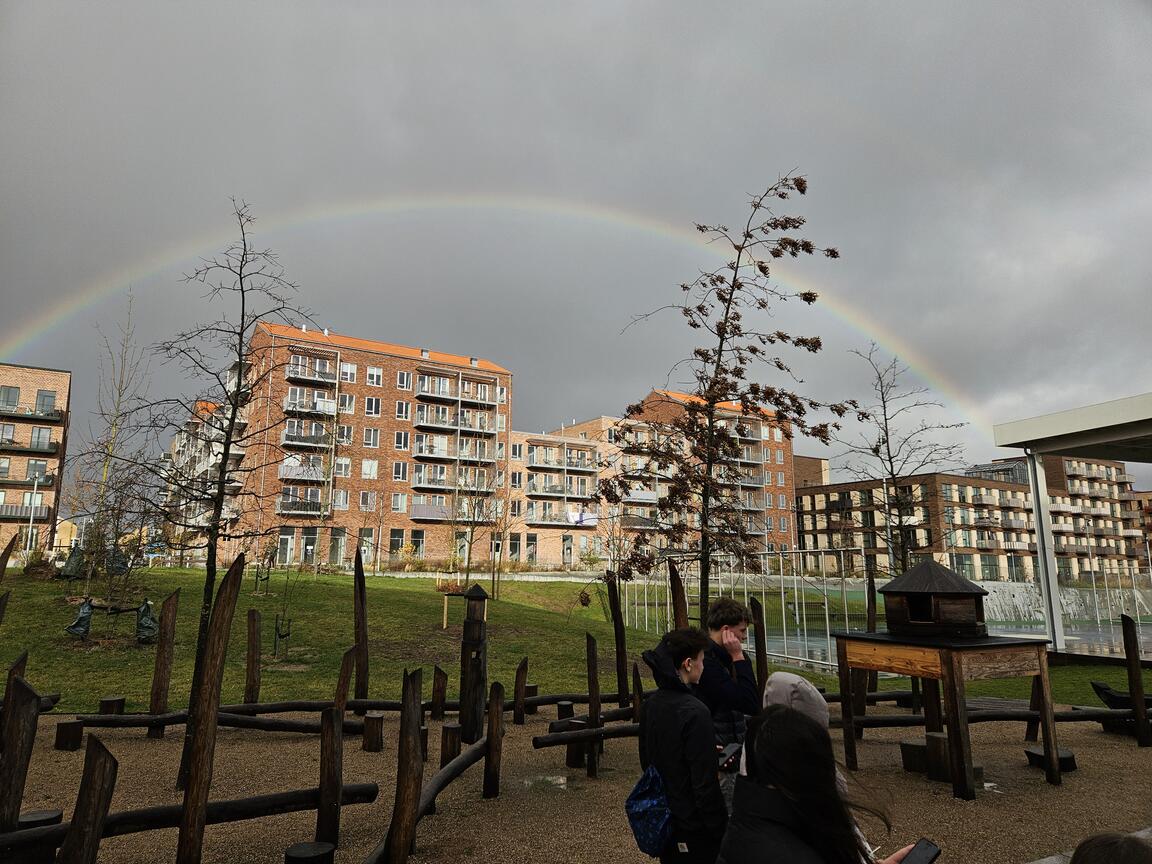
(2, 2), (1151, 481)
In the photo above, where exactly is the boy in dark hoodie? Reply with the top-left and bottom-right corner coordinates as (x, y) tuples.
(640, 627), (728, 864)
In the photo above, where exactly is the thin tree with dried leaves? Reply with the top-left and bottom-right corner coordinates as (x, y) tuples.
(599, 174), (860, 623)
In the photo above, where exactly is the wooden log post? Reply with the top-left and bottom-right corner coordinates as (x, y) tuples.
(97, 697), (125, 716)
(147, 589), (181, 739)
(458, 585), (489, 745)
(749, 596), (769, 698)
(557, 701), (584, 768)
(0, 535), (17, 580)
(586, 633), (601, 778)
(440, 723), (461, 769)
(362, 712), (385, 753)
(353, 550), (369, 716)
(55, 719), (85, 752)
(524, 684), (538, 714)
(56, 737), (118, 864)
(430, 666), (447, 722)
(285, 842), (335, 864)
(605, 573), (630, 709)
(0, 678), (40, 832)
(1121, 614), (1152, 747)
(0, 590), (10, 630)
(333, 648), (355, 716)
(512, 658), (529, 725)
(314, 707), (343, 847)
(244, 608), (262, 705)
(1024, 675), (1043, 743)
(0, 650), (28, 742)
(631, 663), (644, 723)
(379, 668), (423, 864)
(175, 554), (246, 864)
(667, 559), (689, 629)
(483, 682), (504, 799)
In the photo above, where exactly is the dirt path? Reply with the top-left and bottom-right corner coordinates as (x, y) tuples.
(17, 704), (1152, 863)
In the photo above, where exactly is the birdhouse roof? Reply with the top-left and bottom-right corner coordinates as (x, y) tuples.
(464, 583), (489, 599)
(878, 560), (988, 596)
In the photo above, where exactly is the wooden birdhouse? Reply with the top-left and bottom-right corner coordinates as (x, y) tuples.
(878, 560), (988, 638)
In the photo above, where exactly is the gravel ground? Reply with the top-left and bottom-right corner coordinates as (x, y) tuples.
(17, 702), (1152, 863)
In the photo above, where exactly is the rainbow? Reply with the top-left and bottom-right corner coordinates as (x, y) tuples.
(0, 193), (990, 430)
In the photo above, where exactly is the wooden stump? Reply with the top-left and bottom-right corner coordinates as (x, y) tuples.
(147, 590), (180, 739)
(285, 841), (335, 864)
(97, 697), (125, 716)
(55, 719), (84, 752)
(15, 809), (64, 864)
(362, 712), (385, 753)
(585, 633), (601, 779)
(1025, 745), (1077, 772)
(483, 682), (504, 799)
(565, 720), (587, 769)
(440, 722), (461, 769)
(430, 666), (448, 722)
(315, 708), (343, 847)
(512, 658), (529, 725)
(0, 678), (41, 832)
(524, 684), (538, 714)
(353, 551), (370, 716)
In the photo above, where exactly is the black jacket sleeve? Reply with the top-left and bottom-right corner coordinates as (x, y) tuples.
(682, 705), (728, 833)
(697, 651), (761, 718)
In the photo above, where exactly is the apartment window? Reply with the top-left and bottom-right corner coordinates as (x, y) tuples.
(389, 529), (405, 559)
(511, 500), (522, 517)
(497, 413), (507, 431)
(511, 443), (523, 460)
(314, 358), (334, 377)
(0, 387), (19, 410)
(358, 528), (374, 559)
(364, 397), (381, 417)
(339, 363), (357, 383)
(773, 427), (783, 443)
(396, 370), (412, 390)
(367, 367), (383, 387)
(26, 460), (48, 479)
(781, 516), (789, 531)
(410, 529), (425, 558)
(0, 458), (7, 478)
(393, 461), (408, 481)
(765, 516), (774, 531)
(338, 393), (354, 414)
(391, 492), (407, 513)
(336, 424), (353, 444)
(30, 428), (51, 449)
(363, 428), (379, 448)
(360, 491), (377, 511)
(508, 532), (520, 560)
(0, 423), (12, 443)
(395, 401), (411, 420)
(22, 491), (44, 508)
(361, 459), (378, 480)
(497, 386), (508, 404)
(776, 471), (785, 486)
(333, 457), (351, 478)
(778, 493), (788, 509)
(776, 449), (785, 464)
(496, 442), (505, 459)
(511, 471), (523, 489)
(526, 533), (538, 563)
(395, 430), (410, 450)
(332, 489), (349, 510)
(35, 390), (56, 414)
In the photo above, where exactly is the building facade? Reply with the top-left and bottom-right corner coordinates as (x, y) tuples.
(0, 363), (71, 554)
(795, 455), (1146, 582)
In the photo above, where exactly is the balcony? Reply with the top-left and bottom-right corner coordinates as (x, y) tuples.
(412, 474), (451, 491)
(0, 505), (50, 521)
(457, 418), (497, 436)
(624, 488), (659, 504)
(458, 389), (497, 408)
(1083, 506), (1111, 516)
(1083, 467), (1107, 480)
(0, 404), (64, 422)
(455, 481), (495, 495)
(1003, 496), (1028, 508)
(527, 454), (564, 470)
(972, 494), (999, 506)
(1120, 491), (1139, 501)
(415, 381), (457, 402)
(621, 514), (658, 530)
(739, 473), (764, 487)
(566, 487), (595, 500)
(0, 474), (54, 488)
(1002, 541), (1029, 550)
(275, 498), (327, 516)
(282, 397), (336, 417)
(0, 439), (58, 455)
(1122, 528), (1145, 538)
(1117, 473), (1134, 483)
(565, 457), (597, 473)
(413, 444), (454, 461)
(527, 482), (566, 497)
(414, 411), (457, 431)
(975, 540), (997, 550)
(1063, 462), (1084, 476)
(1048, 502), (1071, 513)
(278, 464), (327, 482)
(285, 366), (337, 386)
(410, 503), (451, 521)
(457, 449), (496, 464)
(1002, 518), (1031, 530)
(281, 430), (329, 449)
(1051, 523), (1075, 533)
(737, 451), (763, 465)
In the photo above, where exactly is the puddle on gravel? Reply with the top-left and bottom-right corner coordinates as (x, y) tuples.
(523, 774), (571, 791)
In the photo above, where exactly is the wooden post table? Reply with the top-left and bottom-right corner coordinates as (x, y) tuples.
(833, 631), (1060, 800)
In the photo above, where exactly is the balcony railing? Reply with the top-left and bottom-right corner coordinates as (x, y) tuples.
(413, 444), (453, 460)
(1048, 502), (1071, 513)
(1120, 491), (1139, 501)
(0, 505), (50, 521)
(565, 458), (597, 472)
(283, 397), (336, 417)
(972, 494), (999, 506)
(1050, 523), (1075, 533)
(457, 450), (496, 463)
(281, 431), (329, 448)
(527, 482), (566, 497)
(411, 503), (451, 520)
(458, 389), (497, 407)
(975, 540), (997, 549)
(285, 366), (337, 385)
(625, 488), (658, 503)
(0, 439), (57, 454)
(0, 404), (64, 422)
(275, 499), (327, 516)
(278, 464), (327, 482)
(1122, 528), (1145, 538)
(527, 455), (564, 469)
(416, 382), (457, 401)
(1002, 541), (1029, 550)
(414, 411), (457, 430)
(566, 487), (594, 499)
(0, 474), (54, 488)
(412, 474), (451, 490)
(457, 418), (496, 435)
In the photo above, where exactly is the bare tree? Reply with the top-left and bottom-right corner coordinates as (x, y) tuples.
(833, 342), (966, 576)
(599, 174), (859, 623)
(151, 200), (308, 785)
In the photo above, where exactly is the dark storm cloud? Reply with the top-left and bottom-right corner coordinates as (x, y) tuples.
(2, 1), (1151, 481)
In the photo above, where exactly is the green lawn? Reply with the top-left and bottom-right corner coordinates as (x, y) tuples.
(0, 567), (1146, 712)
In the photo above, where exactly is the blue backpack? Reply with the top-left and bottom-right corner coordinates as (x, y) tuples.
(625, 765), (672, 856)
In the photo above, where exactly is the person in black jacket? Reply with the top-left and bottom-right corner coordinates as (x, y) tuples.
(718, 705), (914, 864)
(640, 627), (728, 864)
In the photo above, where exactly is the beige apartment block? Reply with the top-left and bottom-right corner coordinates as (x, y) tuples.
(796, 455), (1146, 582)
(0, 363), (71, 553)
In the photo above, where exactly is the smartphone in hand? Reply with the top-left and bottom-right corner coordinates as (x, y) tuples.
(901, 838), (941, 864)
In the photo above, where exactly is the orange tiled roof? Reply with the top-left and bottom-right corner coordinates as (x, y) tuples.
(651, 389), (777, 419)
(259, 323), (511, 374)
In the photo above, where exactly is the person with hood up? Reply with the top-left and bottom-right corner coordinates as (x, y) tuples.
(718, 705), (914, 864)
(640, 627), (728, 863)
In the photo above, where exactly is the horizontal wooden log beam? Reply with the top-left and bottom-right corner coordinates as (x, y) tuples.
(831, 708), (1138, 729)
(823, 690), (911, 705)
(0, 783), (379, 854)
(75, 711), (366, 735)
(548, 705), (636, 733)
(533, 723), (640, 749)
(417, 738), (487, 819)
(0, 693), (61, 713)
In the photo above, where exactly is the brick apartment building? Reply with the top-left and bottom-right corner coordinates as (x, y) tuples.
(795, 454), (1146, 582)
(0, 363), (71, 553)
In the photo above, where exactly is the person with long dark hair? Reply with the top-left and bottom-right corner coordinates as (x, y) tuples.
(640, 627), (728, 863)
(718, 705), (914, 864)
(1070, 832), (1152, 863)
